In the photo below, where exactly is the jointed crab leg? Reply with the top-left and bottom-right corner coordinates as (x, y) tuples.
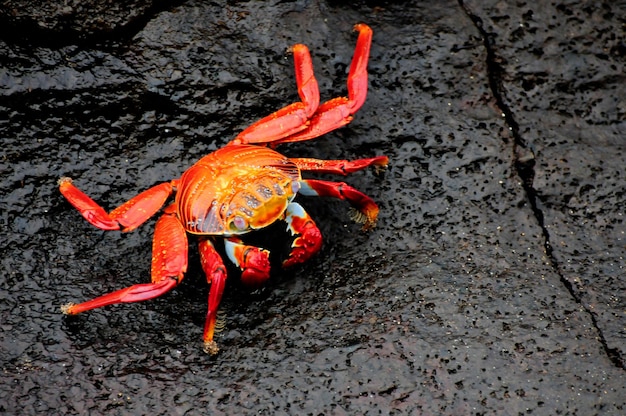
(58, 177), (176, 232)
(298, 179), (380, 230)
(231, 43), (320, 145)
(200, 237), (272, 355)
(290, 154), (388, 230)
(282, 202), (323, 268)
(231, 23), (373, 147)
(198, 238), (227, 355)
(62, 207), (188, 315)
(269, 23), (373, 145)
(290, 155), (388, 175)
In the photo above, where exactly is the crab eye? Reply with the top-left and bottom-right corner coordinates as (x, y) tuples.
(229, 215), (248, 232)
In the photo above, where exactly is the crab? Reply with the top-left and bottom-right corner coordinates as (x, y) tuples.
(59, 23), (388, 354)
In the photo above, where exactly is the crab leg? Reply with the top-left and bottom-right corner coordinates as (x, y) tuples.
(58, 177), (176, 232)
(198, 238), (227, 355)
(223, 237), (271, 287)
(230, 24), (373, 147)
(61, 206), (188, 315)
(299, 179), (380, 230)
(282, 202), (323, 268)
(290, 155), (388, 175)
(230, 42), (320, 145)
(200, 238), (271, 354)
(271, 23), (373, 145)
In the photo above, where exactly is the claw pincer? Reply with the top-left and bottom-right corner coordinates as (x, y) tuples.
(59, 24), (388, 354)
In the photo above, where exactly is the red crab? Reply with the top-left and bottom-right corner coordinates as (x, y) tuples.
(59, 24), (387, 354)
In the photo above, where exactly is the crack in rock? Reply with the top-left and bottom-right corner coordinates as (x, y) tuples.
(458, 0), (625, 370)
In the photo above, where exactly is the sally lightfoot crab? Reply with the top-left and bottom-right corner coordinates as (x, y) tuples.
(59, 24), (388, 354)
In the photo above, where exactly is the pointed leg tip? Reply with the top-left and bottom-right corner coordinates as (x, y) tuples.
(58, 177), (73, 186)
(60, 303), (77, 315)
(203, 340), (220, 355)
(361, 221), (377, 231)
(374, 164), (388, 175)
(349, 208), (378, 230)
(370, 156), (389, 174)
(359, 218), (377, 231)
(353, 23), (372, 34)
(289, 43), (308, 54)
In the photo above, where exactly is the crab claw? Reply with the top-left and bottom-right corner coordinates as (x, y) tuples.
(224, 238), (271, 288)
(283, 202), (323, 268)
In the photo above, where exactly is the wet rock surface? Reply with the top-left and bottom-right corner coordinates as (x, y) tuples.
(0, 0), (181, 43)
(1, 1), (624, 414)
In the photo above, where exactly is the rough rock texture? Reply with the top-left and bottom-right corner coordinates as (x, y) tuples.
(0, 0), (179, 42)
(462, 0), (625, 366)
(1, 0), (624, 414)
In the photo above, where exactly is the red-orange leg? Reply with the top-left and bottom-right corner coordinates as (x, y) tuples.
(230, 24), (373, 147)
(224, 237), (271, 288)
(61, 207), (188, 315)
(270, 23), (373, 145)
(282, 202), (323, 268)
(198, 238), (227, 355)
(230, 43), (320, 145)
(58, 177), (176, 232)
(290, 155), (388, 175)
(299, 179), (380, 230)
